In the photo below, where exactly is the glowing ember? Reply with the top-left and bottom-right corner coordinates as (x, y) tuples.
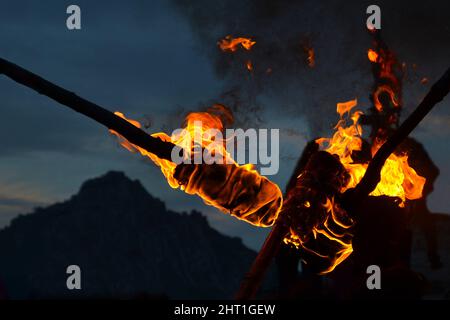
(110, 107), (283, 227)
(368, 47), (401, 112)
(316, 99), (426, 205)
(373, 84), (400, 111)
(218, 35), (256, 52)
(367, 49), (378, 62)
(246, 60), (253, 71)
(307, 48), (315, 67)
(300, 41), (315, 68)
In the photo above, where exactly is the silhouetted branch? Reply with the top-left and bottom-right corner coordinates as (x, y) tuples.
(0, 57), (176, 161)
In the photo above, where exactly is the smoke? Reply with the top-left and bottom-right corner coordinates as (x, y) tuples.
(170, 0), (450, 136)
(169, 0), (368, 135)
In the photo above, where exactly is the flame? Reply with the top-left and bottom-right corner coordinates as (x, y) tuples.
(300, 41), (315, 68)
(367, 49), (378, 62)
(246, 60), (253, 71)
(283, 197), (354, 275)
(316, 99), (426, 205)
(307, 48), (315, 68)
(368, 47), (401, 107)
(110, 108), (282, 227)
(315, 198), (354, 274)
(218, 35), (256, 52)
(283, 98), (426, 274)
(373, 84), (400, 112)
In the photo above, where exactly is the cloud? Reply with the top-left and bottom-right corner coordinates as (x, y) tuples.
(0, 193), (46, 209)
(0, 193), (47, 228)
(419, 112), (450, 136)
(170, 0), (450, 135)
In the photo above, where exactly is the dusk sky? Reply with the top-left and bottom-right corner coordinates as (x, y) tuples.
(1, 0), (449, 250)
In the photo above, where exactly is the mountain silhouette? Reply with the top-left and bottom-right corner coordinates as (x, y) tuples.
(0, 171), (259, 299)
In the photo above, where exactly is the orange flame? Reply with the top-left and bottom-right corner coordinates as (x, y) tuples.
(368, 47), (401, 106)
(367, 49), (378, 62)
(246, 60), (253, 71)
(283, 196), (354, 275)
(307, 48), (315, 68)
(316, 99), (426, 205)
(218, 35), (256, 52)
(110, 108), (282, 227)
(373, 84), (400, 112)
(284, 98), (426, 274)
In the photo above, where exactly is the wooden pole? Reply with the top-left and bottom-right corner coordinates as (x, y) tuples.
(235, 141), (319, 300)
(235, 222), (287, 300)
(0, 57), (176, 161)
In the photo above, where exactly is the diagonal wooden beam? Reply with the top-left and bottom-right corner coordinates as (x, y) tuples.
(0, 57), (176, 161)
(348, 67), (450, 201)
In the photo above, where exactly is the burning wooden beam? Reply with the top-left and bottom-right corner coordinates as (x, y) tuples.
(0, 56), (283, 229)
(348, 67), (450, 202)
(235, 66), (450, 300)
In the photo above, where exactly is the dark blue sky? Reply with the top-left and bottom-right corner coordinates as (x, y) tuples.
(1, 0), (449, 249)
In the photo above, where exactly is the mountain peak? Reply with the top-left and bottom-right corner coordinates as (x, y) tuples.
(75, 171), (163, 208)
(0, 171), (258, 299)
(79, 170), (141, 192)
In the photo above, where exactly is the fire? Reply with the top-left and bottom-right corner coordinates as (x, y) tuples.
(283, 196), (354, 275)
(281, 149), (355, 275)
(110, 107), (283, 227)
(367, 47), (401, 112)
(375, 50), (399, 85)
(315, 197), (354, 274)
(246, 60), (253, 71)
(301, 41), (315, 68)
(307, 48), (315, 68)
(218, 35), (256, 52)
(362, 43), (424, 202)
(373, 84), (400, 111)
(316, 99), (426, 205)
(283, 98), (426, 274)
(367, 49), (378, 62)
